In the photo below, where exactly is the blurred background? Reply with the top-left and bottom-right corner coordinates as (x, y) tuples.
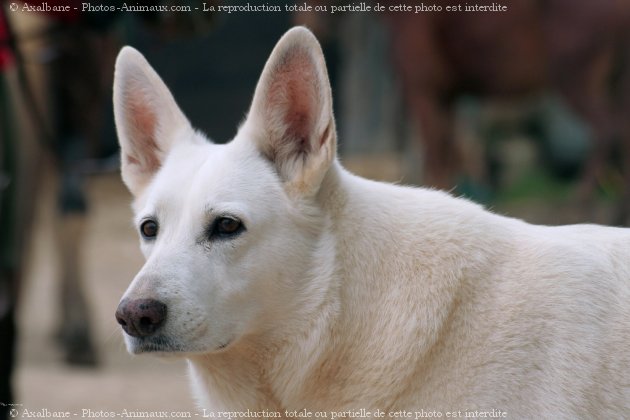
(1, 0), (629, 418)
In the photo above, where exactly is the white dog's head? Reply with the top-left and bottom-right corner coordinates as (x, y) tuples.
(114, 27), (337, 356)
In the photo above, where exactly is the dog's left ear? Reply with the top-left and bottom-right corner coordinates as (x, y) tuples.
(243, 27), (337, 197)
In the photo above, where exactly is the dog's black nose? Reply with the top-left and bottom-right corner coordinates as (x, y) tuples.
(115, 298), (167, 338)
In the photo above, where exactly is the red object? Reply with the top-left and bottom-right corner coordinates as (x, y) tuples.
(0, 11), (13, 71)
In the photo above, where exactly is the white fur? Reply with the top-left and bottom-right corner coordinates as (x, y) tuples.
(114, 27), (630, 417)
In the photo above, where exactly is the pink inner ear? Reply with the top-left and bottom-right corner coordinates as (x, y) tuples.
(266, 46), (319, 157)
(125, 93), (162, 173)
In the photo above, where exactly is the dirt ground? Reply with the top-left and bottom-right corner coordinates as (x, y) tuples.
(14, 170), (198, 417)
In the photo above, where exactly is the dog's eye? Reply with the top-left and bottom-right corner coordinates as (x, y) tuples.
(211, 216), (244, 238)
(140, 220), (158, 239)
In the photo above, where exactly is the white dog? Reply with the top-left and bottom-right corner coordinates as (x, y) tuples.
(114, 27), (630, 418)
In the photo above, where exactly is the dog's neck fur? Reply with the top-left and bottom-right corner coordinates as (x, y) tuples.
(187, 162), (497, 412)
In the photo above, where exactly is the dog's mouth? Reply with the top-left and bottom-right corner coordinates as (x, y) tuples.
(126, 335), (235, 355)
(126, 335), (185, 355)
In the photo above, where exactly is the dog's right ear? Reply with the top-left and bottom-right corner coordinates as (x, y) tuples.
(114, 46), (192, 197)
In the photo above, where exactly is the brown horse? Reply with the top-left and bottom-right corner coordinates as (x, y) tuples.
(387, 0), (630, 224)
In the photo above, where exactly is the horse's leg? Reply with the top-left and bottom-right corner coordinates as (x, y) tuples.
(0, 70), (17, 418)
(409, 94), (457, 189)
(554, 46), (617, 223)
(52, 29), (98, 367)
(615, 41), (630, 226)
(56, 196), (96, 366)
(0, 268), (17, 417)
(620, 128), (630, 226)
(386, 16), (457, 189)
